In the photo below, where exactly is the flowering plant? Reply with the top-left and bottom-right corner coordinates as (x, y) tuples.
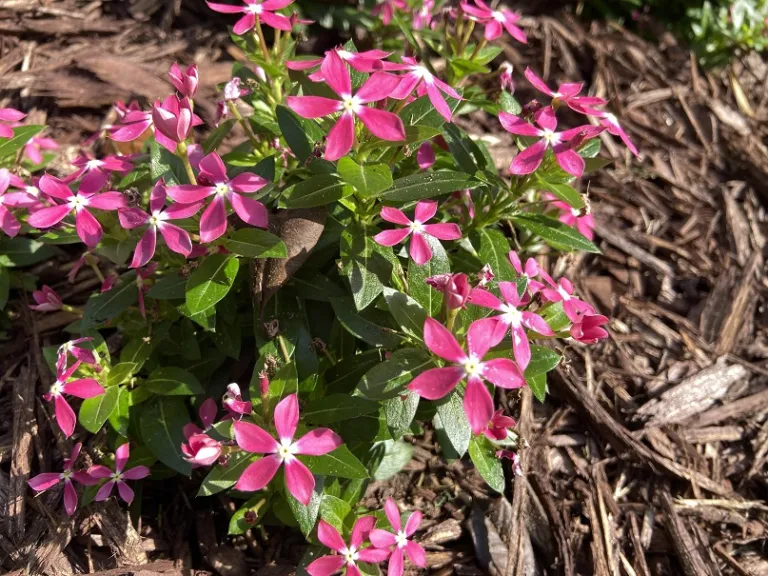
(3, 0), (623, 569)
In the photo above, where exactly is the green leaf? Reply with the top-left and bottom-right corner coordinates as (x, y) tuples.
(286, 476), (324, 537)
(337, 157), (393, 198)
(203, 119), (237, 154)
(525, 346), (562, 378)
(400, 94), (461, 128)
(147, 273), (187, 300)
(385, 391), (419, 439)
(450, 58), (490, 78)
(474, 227), (518, 282)
(140, 396), (192, 476)
(149, 140), (188, 186)
(120, 337), (157, 372)
(0, 125), (44, 158)
(79, 385), (119, 434)
(283, 174), (353, 208)
(407, 236), (449, 316)
(536, 176), (585, 209)
(198, 451), (257, 496)
(499, 92), (522, 115)
(325, 350), (385, 395)
(225, 229), (287, 258)
(0, 237), (56, 267)
(81, 272), (138, 330)
(108, 387), (131, 437)
(528, 372), (547, 403)
(145, 367), (204, 395)
(371, 440), (414, 480)
(38, 230), (83, 245)
(302, 446), (369, 479)
(0, 267), (9, 310)
(382, 288), (428, 339)
(185, 254), (239, 315)
(579, 138), (601, 159)
(443, 124), (487, 174)
(330, 297), (401, 348)
(229, 495), (268, 535)
(319, 495), (352, 532)
(513, 214), (599, 253)
(434, 389), (471, 458)
(276, 105), (323, 162)
(340, 227), (393, 311)
(106, 362), (137, 387)
(468, 435), (505, 493)
(303, 394), (380, 424)
(357, 348), (432, 400)
(378, 171), (480, 202)
(540, 302), (570, 333)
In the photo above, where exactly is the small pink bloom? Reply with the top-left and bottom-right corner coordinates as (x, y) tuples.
(286, 52), (405, 161)
(416, 142), (435, 170)
(372, 0), (408, 25)
(598, 112), (638, 156)
(499, 62), (514, 92)
(289, 47), (395, 78)
(496, 449), (522, 475)
(523, 68), (607, 116)
(508, 251), (544, 294)
(169, 62), (199, 98)
(101, 275), (116, 293)
(43, 360), (105, 438)
(28, 443), (98, 516)
(499, 107), (604, 178)
(307, 517), (390, 576)
(469, 282), (554, 370)
(223, 383), (253, 420)
(477, 264), (494, 287)
(234, 394), (343, 505)
(152, 95), (200, 153)
(30, 285), (63, 312)
(135, 263), (157, 319)
(370, 498), (426, 576)
(408, 318), (526, 434)
(413, 0), (434, 29)
(206, 0), (294, 33)
(223, 77), (252, 102)
(425, 273), (470, 310)
(89, 443), (150, 505)
(24, 135), (58, 165)
(484, 409), (516, 441)
(166, 151), (268, 243)
(373, 200), (461, 265)
(543, 193), (595, 240)
(258, 372), (270, 399)
(388, 57), (461, 122)
(181, 433), (222, 467)
(538, 269), (594, 323)
(119, 181), (202, 268)
(68, 154), (133, 195)
(57, 337), (97, 373)
(27, 174), (127, 248)
(461, 0), (526, 43)
(0, 108), (26, 138)
(570, 312), (609, 344)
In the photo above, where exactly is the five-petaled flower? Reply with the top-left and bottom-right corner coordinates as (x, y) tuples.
(287, 51), (405, 161)
(523, 68), (607, 116)
(372, 0), (408, 26)
(508, 250), (544, 294)
(538, 269), (594, 323)
(89, 443), (151, 505)
(425, 272), (470, 310)
(460, 0), (527, 43)
(544, 193), (595, 240)
(27, 443), (98, 516)
(119, 180), (203, 268)
(57, 337), (97, 372)
(484, 409), (516, 441)
(24, 134), (58, 165)
(43, 360), (105, 438)
(27, 174), (127, 247)
(469, 281), (554, 370)
(167, 151), (268, 243)
(68, 154), (133, 195)
(408, 318), (526, 434)
(388, 56), (461, 122)
(498, 107), (603, 178)
(287, 47), (394, 78)
(182, 398), (222, 467)
(307, 517), (390, 576)
(373, 200), (461, 265)
(370, 498), (426, 576)
(207, 0), (294, 33)
(233, 394), (342, 505)
(222, 383), (253, 420)
(29, 285), (63, 312)
(570, 311), (609, 344)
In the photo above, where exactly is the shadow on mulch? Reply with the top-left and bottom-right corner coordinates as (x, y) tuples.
(1, 1), (767, 575)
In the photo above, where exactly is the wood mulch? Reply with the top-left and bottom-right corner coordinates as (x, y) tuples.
(1, 1), (767, 575)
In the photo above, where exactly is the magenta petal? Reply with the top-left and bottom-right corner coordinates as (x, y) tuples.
(259, 10), (292, 31)
(369, 528), (397, 548)
(422, 223), (461, 241)
(321, 51), (352, 98)
(230, 193), (268, 228)
(554, 148), (585, 178)
(358, 547), (390, 563)
(405, 541), (427, 567)
(117, 481), (135, 504)
(351, 516), (376, 548)
(307, 555), (345, 576)
(373, 228), (411, 247)
(110, 120), (152, 142)
(206, 1), (247, 13)
(522, 312), (554, 336)
(390, 72), (420, 100)
(284, 458), (315, 506)
(468, 288), (503, 310)
(408, 233), (432, 265)
(39, 174), (74, 200)
(380, 206), (411, 225)
(199, 151), (228, 182)
(88, 465), (114, 479)
(484, 19), (503, 40)
(464, 377), (494, 435)
(423, 317), (465, 362)
(28, 473), (61, 492)
(511, 325), (531, 370)
(535, 107), (558, 131)
(158, 223), (192, 256)
(199, 196), (228, 243)
(131, 227), (157, 268)
(294, 428), (343, 456)
(54, 395), (77, 438)
(166, 185), (214, 204)
(425, 82), (452, 122)
(355, 72), (402, 103)
(75, 209), (103, 248)
(498, 112), (541, 137)
(483, 358), (526, 389)
(389, 547), (405, 576)
(27, 204), (72, 229)
(79, 171), (109, 195)
(286, 96), (341, 119)
(235, 455), (282, 491)
(0, 205), (20, 237)
(118, 207), (150, 229)
(509, 139), (547, 175)
(115, 443), (130, 472)
(229, 172), (268, 193)
(95, 480), (116, 501)
(61, 378), (104, 399)
(416, 142), (435, 169)
(63, 480), (78, 516)
(408, 366), (463, 400)
(232, 12), (256, 34)
(325, 113), (356, 161)
(524, 67), (553, 96)
(413, 200), (437, 223)
(274, 394), (299, 443)
(356, 107), (405, 142)
(163, 200), (204, 220)
(73, 471), (98, 486)
(384, 497), (401, 530)
(317, 519), (346, 552)
(347, 564), (362, 576)
(405, 510), (422, 536)
(122, 465), (150, 480)
(234, 421), (279, 453)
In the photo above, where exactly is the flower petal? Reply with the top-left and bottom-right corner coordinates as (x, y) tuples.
(95, 480), (116, 501)
(118, 207), (150, 229)
(75, 208), (103, 248)
(199, 152), (228, 182)
(373, 228), (411, 247)
(369, 528), (397, 549)
(509, 139), (547, 175)
(130, 227), (157, 268)
(408, 366), (463, 400)
(464, 377), (494, 435)
(384, 497), (401, 530)
(422, 223), (461, 241)
(423, 317), (465, 362)
(498, 112), (541, 137)
(404, 510), (422, 536)
(425, 82), (452, 122)
(468, 288), (503, 310)
(408, 233), (432, 265)
(117, 481), (135, 504)
(54, 395), (77, 438)
(229, 172), (268, 193)
(413, 200), (437, 222)
(405, 541), (427, 567)
(317, 519), (346, 552)
(358, 547), (390, 563)
(554, 148), (585, 178)
(27, 204), (72, 229)
(63, 480), (78, 516)
(232, 12), (256, 34)
(306, 555), (345, 576)
(379, 206), (411, 226)
(158, 223), (192, 257)
(166, 185), (214, 204)
(28, 473), (61, 492)
(356, 107), (406, 142)
(199, 196), (228, 243)
(122, 465), (151, 480)
(229, 193), (268, 228)
(286, 96), (341, 119)
(88, 465), (114, 479)
(274, 393), (299, 443)
(355, 72), (401, 103)
(61, 378), (104, 399)
(351, 516), (376, 548)
(234, 421), (279, 453)
(325, 113), (355, 161)
(39, 174), (74, 200)
(284, 458), (315, 506)
(0, 205), (20, 237)
(388, 547), (405, 576)
(235, 454), (282, 491)
(321, 50), (352, 97)
(483, 358), (526, 389)
(294, 428), (343, 456)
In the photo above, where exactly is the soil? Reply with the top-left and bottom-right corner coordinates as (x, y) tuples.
(1, 1), (767, 575)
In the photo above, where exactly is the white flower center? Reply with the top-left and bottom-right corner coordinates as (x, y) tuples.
(69, 195), (88, 211)
(570, 208), (580, 217)
(26, 185), (39, 197)
(541, 130), (560, 146)
(49, 382), (63, 396)
(412, 66), (434, 84)
(341, 95), (361, 114)
(500, 303), (523, 327)
(111, 471), (123, 481)
(86, 159), (104, 170)
(277, 437), (297, 462)
(395, 530), (408, 548)
(462, 355), (484, 378)
(247, 3), (263, 14)
(603, 113), (618, 127)
(341, 546), (359, 565)
(214, 182), (231, 197)
(557, 286), (571, 301)
(492, 10), (505, 21)
(149, 214), (160, 226)
(337, 49), (353, 61)
(60, 469), (73, 481)
(409, 220), (424, 234)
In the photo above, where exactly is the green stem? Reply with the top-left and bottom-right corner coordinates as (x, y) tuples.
(227, 101), (261, 151)
(254, 17), (271, 62)
(61, 304), (83, 316)
(469, 37), (486, 61)
(85, 255), (105, 283)
(176, 141), (198, 185)
(462, 21), (476, 56)
(445, 307), (459, 332)
(277, 335), (292, 364)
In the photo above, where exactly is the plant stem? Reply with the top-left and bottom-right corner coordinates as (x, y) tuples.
(445, 307), (459, 332)
(85, 256), (105, 283)
(254, 17), (271, 62)
(469, 37), (486, 61)
(61, 304), (83, 316)
(176, 141), (198, 185)
(227, 101), (261, 151)
(277, 335), (292, 364)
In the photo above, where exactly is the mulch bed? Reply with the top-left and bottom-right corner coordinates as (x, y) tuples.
(1, 1), (767, 575)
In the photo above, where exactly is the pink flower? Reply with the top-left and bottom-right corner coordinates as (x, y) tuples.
(477, 263), (494, 287)
(408, 318), (526, 434)
(484, 409), (516, 441)
(166, 151), (268, 243)
(538, 270), (594, 323)
(151, 95), (200, 153)
(169, 63), (199, 98)
(27, 443), (97, 516)
(135, 263), (157, 319)
(570, 312), (609, 344)
(89, 443), (151, 505)
(30, 285), (63, 312)
(0, 168), (34, 237)
(24, 135), (58, 165)
(499, 62), (514, 92)
(370, 499), (426, 576)
(184, 397), (218, 438)
(372, 0), (408, 25)
(598, 112), (638, 156)
(508, 251), (544, 294)
(101, 275), (116, 293)
(497, 449), (522, 474)
(182, 433), (222, 467)
(43, 360), (105, 438)
(233, 394), (343, 505)
(307, 517), (390, 576)
(57, 337), (97, 372)
(425, 273), (470, 310)
(413, 0), (434, 29)
(469, 282), (554, 370)
(373, 200), (461, 265)
(499, 107), (603, 178)
(223, 77), (252, 102)
(27, 174), (127, 248)
(460, 0), (527, 43)
(119, 181), (202, 268)
(0, 108), (26, 138)
(287, 48), (395, 78)
(108, 103), (183, 151)
(523, 68), (607, 116)
(68, 154), (133, 195)
(544, 193), (595, 240)
(389, 57), (461, 122)
(286, 52), (405, 161)
(223, 383), (253, 420)
(416, 142), (435, 169)
(206, 0), (294, 33)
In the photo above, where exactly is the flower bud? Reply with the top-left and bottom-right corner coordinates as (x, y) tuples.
(181, 433), (222, 467)
(29, 285), (63, 312)
(152, 95), (194, 147)
(168, 63), (199, 98)
(499, 62), (514, 93)
(425, 273), (470, 310)
(222, 383), (252, 419)
(259, 371), (270, 399)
